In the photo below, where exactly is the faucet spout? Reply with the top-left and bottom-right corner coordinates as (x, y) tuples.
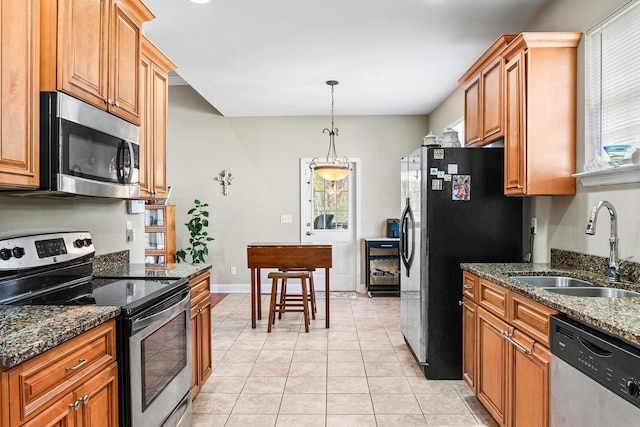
(585, 200), (620, 282)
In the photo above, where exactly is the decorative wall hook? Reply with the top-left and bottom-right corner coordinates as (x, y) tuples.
(215, 170), (234, 196)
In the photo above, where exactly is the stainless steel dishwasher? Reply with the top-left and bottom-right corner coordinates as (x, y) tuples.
(550, 315), (640, 426)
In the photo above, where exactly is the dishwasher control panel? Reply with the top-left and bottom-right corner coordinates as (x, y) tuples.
(551, 315), (640, 409)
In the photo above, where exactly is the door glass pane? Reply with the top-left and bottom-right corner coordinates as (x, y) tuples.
(312, 173), (349, 230)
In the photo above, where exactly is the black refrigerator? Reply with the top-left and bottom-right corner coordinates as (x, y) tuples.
(400, 145), (524, 379)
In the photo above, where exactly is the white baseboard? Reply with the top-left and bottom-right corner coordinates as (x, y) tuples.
(210, 283), (365, 294)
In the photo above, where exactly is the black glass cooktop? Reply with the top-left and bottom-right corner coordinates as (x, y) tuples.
(10, 277), (187, 315)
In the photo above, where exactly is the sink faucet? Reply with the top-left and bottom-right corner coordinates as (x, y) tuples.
(585, 200), (624, 282)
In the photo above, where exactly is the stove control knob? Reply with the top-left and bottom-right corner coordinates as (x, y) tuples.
(84, 238), (93, 247)
(626, 379), (639, 398)
(74, 239), (85, 248)
(12, 247), (25, 259)
(0, 248), (11, 260)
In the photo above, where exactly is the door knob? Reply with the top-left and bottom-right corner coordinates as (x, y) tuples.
(306, 231), (314, 236)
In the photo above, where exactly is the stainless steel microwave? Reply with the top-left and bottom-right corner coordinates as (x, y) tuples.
(36, 91), (140, 198)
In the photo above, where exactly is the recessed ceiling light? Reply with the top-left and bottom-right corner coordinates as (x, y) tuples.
(190, 0), (210, 3)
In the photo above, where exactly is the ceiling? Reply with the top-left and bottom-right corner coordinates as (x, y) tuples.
(142, 0), (549, 117)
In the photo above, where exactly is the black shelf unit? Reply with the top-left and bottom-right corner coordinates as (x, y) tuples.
(364, 238), (400, 296)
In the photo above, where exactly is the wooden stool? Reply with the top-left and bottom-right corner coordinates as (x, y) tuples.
(278, 268), (317, 320)
(267, 272), (311, 332)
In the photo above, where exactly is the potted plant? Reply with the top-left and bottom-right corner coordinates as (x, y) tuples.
(176, 199), (214, 264)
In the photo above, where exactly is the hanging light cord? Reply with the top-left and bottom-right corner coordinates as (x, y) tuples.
(323, 80), (340, 164)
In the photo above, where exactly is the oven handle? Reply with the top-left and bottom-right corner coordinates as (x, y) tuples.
(131, 292), (190, 334)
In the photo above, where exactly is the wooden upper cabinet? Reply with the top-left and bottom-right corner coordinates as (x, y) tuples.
(41, 0), (154, 125)
(139, 36), (176, 200)
(0, 0), (40, 189)
(459, 35), (516, 147)
(501, 32), (582, 196)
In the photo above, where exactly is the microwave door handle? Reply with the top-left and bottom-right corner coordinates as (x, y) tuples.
(123, 141), (134, 183)
(116, 142), (124, 183)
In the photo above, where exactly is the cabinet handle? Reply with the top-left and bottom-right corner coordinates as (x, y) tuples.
(69, 400), (81, 411)
(107, 98), (114, 105)
(458, 300), (464, 307)
(195, 287), (207, 293)
(82, 394), (90, 405)
(501, 330), (534, 355)
(66, 358), (88, 371)
(516, 185), (523, 189)
(114, 101), (120, 108)
(199, 307), (205, 313)
(463, 284), (473, 289)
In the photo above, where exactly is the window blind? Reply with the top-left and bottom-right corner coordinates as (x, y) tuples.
(585, 0), (640, 170)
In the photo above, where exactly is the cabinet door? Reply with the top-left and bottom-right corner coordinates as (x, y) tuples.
(503, 51), (526, 195)
(22, 392), (76, 427)
(0, 0), (39, 189)
(138, 52), (152, 197)
(190, 298), (201, 398)
(75, 362), (118, 427)
(463, 76), (481, 146)
(198, 296), (213, 388)
(477, 307), (508, 427)
(508, 330), (550, 427)
(461, 297), (477, 392)
(109, 0), (142, 124)
(149, 63), (169, 197)
(481, 58), (503, 142)
(59, 0), (110, 110)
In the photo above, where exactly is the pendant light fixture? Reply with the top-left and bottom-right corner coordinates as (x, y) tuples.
(310, 80), (350, 184)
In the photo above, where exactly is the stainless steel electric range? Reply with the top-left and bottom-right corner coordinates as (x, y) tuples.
(0, 232), (192, 427)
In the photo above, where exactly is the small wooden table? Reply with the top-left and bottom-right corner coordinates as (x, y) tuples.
(247, 242), (332, 329)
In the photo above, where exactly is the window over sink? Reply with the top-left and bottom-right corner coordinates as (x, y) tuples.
(578, 0), (640, 186)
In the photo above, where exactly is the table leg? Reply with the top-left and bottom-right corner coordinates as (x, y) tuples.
(251, 268), (256, 328)
(325, 268), (330, 328)
(256, 268), (262, 320)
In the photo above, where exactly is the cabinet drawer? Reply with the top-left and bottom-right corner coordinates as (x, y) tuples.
(190, 272), (211, 301)
(8, 320), (116, 425)
(462, 272), (478, 302)
(478, 279), (508, 319)
(510, 294), (557, 347)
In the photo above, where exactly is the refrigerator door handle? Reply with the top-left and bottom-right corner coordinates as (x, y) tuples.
(400, 197), (415, 277)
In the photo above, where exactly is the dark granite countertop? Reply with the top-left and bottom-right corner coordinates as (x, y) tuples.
(92, 262), (211, 281)
(0, 305), (120, 368)
(461, 262), (640, 347)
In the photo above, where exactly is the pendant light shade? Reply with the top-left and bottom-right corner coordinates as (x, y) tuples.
(310, 80), (350, 184)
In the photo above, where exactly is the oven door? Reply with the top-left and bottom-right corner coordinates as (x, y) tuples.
(126, 288), (192, 427)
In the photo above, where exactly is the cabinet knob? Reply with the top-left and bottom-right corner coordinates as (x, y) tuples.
(82, 394), (90, 405)
(114, 101), (120, 108)
(70, 400), (81, 411)
(516, 185), (523, 189)
(107, 98), (113, 105)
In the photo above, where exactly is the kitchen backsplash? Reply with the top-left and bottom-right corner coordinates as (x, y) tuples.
(551, 248), (640, 284)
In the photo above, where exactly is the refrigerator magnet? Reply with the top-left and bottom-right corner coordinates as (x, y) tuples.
(448, 164), (458, 174)
(433, 149), (445, 159)
(430, 167), (438, 175)
(437, 171), (445, 178)
(452, 175), (471, 201)
(432, 179), (443, 191)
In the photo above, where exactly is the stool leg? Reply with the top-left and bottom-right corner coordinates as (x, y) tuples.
(278, 277), (287, 320)
(267, 276), (279, 332)
(308, 273), (317, 318)
(301, 277), (310, 332)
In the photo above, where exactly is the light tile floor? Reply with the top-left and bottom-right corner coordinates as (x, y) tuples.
(192, 294), (499, 427)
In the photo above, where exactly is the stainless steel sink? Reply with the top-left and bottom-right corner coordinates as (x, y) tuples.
(545, 287), (640, 298)
(510, 276), (596, 288)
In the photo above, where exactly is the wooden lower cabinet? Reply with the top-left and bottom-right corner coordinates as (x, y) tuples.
(1, 320), (117, 427)
(190, 272), (212, 399)
(477, 306), (509, 426)
(461, 297), (477, 392)
(508, 330), (550, 427)
(463, 273), (554, 427)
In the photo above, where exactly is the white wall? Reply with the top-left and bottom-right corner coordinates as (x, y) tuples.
(428, 0), (637, 263)
(0, 195), (145, 260)
(166, 85), (428, 287)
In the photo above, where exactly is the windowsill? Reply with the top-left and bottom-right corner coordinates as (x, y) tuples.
(573, 164), (640, 187)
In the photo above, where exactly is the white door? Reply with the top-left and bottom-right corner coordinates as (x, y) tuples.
(300, 158), (361, 292)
